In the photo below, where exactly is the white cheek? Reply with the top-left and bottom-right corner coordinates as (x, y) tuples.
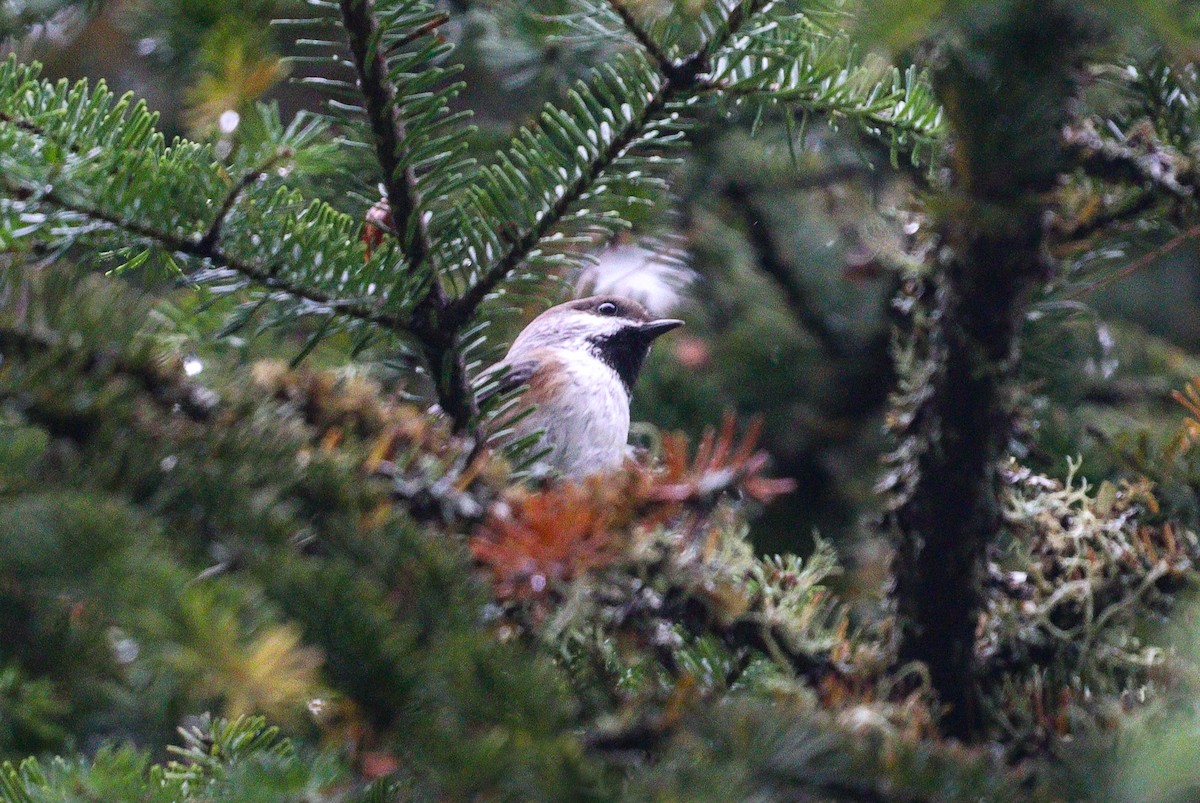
(566, 312), (626, 341)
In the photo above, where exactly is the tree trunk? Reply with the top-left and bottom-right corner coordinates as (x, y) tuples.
(887, 0), (1100, 740)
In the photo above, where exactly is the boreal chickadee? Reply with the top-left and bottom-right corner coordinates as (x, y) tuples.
(481, 295), (683, 477)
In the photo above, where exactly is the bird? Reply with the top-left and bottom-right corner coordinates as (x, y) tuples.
(480, 295), (684, 478)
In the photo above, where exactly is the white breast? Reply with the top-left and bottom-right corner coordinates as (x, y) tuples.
(515, 351), (630, 477)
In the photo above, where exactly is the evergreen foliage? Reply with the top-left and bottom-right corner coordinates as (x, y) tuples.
(5, 0), (1200, 800)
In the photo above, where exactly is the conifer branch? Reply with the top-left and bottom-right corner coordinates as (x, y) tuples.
(669, 589), (841, 683)
(446, 78), (671, 322)
(0, 79), (414, 337)
(338, 0), (437, 277)
(1067, 221), (1200, 300)
(197, 149), (292, 253)
(338, 0), (482, 433)
(718, 0), (765, 46)
(723, 182), (849, 358)
(1063, 123), (1193, 198)
(448, 0), (770, 323)
(385, 12), (449, 54)
(605, 0), (678, 79)
(0, 109), (43, 138)
(1051, 189), (1159, 247)
(2, 54), (478, 431)
(5, 180), (409, 332)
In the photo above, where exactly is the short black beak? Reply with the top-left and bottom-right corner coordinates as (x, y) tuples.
(636, 318), (684, 340)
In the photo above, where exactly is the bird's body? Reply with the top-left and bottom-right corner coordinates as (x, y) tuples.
(506, 346), (631, 476)
(483, 295), (683, 477)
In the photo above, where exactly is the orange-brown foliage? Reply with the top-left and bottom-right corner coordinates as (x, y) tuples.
(471, 414), (795, 602)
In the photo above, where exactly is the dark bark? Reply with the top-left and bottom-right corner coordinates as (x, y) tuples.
(887, 0), (1099, 740)
(890, 212), (1045, 739)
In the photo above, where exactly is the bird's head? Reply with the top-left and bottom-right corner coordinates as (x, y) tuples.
(508, 295), (684, 390)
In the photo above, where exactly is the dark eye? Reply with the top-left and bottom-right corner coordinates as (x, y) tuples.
(596, 301), (618, 316)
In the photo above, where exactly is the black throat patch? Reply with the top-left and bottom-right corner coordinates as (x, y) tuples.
(589, 328), (652, 393)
